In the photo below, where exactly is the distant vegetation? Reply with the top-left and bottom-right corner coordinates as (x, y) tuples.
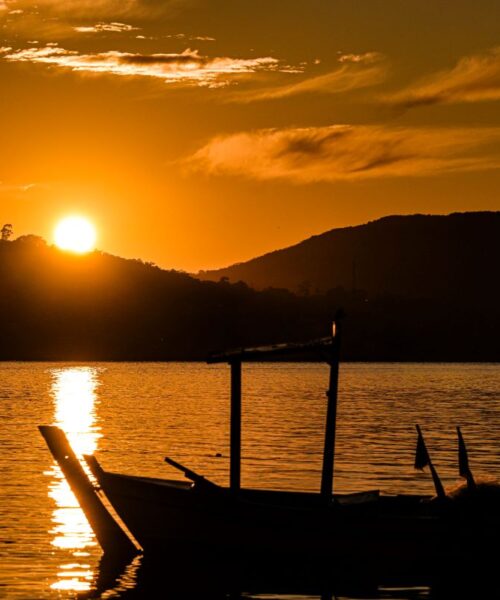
(2, 212), (500, 361)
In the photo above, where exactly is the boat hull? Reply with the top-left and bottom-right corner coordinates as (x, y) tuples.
(95, 470), (498, 564)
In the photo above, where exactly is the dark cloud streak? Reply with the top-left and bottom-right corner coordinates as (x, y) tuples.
(388, 47), (500, 108)
(190, 125), (500, 182)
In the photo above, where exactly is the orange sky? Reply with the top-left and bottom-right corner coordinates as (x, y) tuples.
(1, 0), (500, 271)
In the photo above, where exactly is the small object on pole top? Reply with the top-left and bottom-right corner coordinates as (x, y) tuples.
(332, 309), (346, 337)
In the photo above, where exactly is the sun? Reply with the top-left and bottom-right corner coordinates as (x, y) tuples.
(54, 216), (97, 254)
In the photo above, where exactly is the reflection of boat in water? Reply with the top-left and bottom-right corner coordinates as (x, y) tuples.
(78, 550), (499, 600)
(39, 318), (500, 574)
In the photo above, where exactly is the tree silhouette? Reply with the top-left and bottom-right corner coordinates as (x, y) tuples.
(16, 234), (46, 247)
(1, 224), (13, 241)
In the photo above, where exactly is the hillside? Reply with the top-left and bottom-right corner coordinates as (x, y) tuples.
(199, 212), (500, 304)
(0, 236), (321, 360)
(2, 219), (500, 361)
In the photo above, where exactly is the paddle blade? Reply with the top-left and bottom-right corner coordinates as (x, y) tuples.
(457, 426), (470, 478)
(457, 426), (476, 489)
(414, 424), (430, 470)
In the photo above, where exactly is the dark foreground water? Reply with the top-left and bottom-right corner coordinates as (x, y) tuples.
(0, 363), (499, 599)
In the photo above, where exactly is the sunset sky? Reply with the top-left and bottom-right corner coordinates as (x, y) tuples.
(1, 0), (500, 271)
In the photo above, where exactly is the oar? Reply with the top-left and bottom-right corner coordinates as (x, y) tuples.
(164, 456), (220, 490)
(457, 426), (476, 491)
(39, 425), (138, 557)
(414, 424), (446, 500)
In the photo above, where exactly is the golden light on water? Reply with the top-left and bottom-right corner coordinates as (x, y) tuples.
(48, 366), (102, 593)
(54, 216), (97, 254)
(53, 368), (101, 455)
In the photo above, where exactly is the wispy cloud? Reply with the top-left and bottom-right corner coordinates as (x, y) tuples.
(388, 47), (500, 108)
(228, 52), (387, 102)
(337, 51), (383, 64)
(5, 1), (181, 18)
(0, 1), (199, 40)
(73, 22), (139, 33)
(1, 45), (287, 87)
(189, 125), (500, 183)
(0, 180), (41, 193)
(165, 33), (215, 42)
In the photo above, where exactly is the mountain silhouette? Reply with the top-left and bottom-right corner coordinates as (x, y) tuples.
(199, 212), (500, 303)
(2, 213), (500, 361)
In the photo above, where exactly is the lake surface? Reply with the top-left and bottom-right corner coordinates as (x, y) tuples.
(1, 362), (499, 599)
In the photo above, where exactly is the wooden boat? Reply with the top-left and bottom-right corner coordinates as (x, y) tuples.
(39, 318), (499, 568)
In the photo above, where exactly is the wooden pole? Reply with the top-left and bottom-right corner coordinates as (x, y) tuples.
(39, 425), (138, 557)
(320, 320), (342, 501)
(230, 361), (242, 491)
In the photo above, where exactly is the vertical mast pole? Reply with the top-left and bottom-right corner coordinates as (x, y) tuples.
(230, 360), (241, 491)
(321, 317), (342, 501)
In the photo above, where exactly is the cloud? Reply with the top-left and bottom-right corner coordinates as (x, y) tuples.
(189, 124), (500, 183)
(0, 1), (192, 39)
(4, 1), (183, 18)
(229, 52), (387, 102)
(2, 45), (286, 87)
(191, 36), (215, 42)
(337, 51), (383, 64)
(165, 33), (215, 42)
(73, 22), (140, 33)
(389, 47), (500, 108)
(0, 180), (41, 194)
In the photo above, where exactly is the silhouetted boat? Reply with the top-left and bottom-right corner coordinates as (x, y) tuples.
(39, 318), (500, 569)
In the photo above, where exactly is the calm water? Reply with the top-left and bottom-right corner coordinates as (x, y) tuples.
(0, 362), (499, 599)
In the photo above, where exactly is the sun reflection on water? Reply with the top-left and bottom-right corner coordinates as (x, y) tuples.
(48, 366), (102, 593)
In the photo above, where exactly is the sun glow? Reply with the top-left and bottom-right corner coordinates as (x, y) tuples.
(54, 216), (97, 254)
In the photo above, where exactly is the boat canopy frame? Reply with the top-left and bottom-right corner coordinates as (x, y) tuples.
(207, 316), (343, 501)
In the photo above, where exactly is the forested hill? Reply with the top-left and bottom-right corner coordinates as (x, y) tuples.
(0, 236), (325, 360)
(199, 212), (500, 303)
(2, 222), (500, 362)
